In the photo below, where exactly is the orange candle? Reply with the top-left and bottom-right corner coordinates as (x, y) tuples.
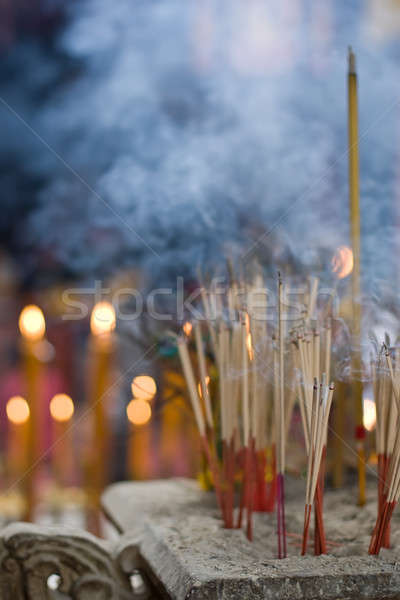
(49, 393), (74, 487)
(126, 398), (152, 479)
(18, 304), (45, 521)
(87, 301), (115, 523)
(6, 396), (30, 488)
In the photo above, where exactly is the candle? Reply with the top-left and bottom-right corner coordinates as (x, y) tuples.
(126, 398), (152, 480)
(18, 304), (45, 521)
(87, 301), (115, 529)
(128, 376), (156, 480)
(160, 380), (186, 476)
(348, 47), (365, 505)
(49, 393), (74, 487)
(6, 396), (30, 489)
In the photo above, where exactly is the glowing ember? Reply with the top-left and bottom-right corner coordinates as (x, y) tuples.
(244, 313), (254, 360)
(6, 396), (30, 425)
(131, 375), (157, 401)
(197, 375), (210, 398)
(183, 321), (193, 337)
(246, 333), (254, 360)
(332, 246), (354, 279)
(18, 305), (46, 342)
(90, 301), (116, 336)
(363, 397), (376, 432)
(127, 399), (152, 426)
(50, 393), (74, 423)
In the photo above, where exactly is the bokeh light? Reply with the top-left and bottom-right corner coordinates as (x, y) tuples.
(18, 305), (46, 342)
(90, 301), (116, 336)
(363, 397), (376, 432)
(50, 393), (74, 423)
(127, 399), (152, 426)
(131, 375), (157, 401)
(6, 396), (30, 425)
(332, 246), (354, 279)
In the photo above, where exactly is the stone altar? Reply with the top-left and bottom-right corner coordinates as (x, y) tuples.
(101, 477), (400, 600)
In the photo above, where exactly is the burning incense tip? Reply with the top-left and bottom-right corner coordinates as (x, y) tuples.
(348, 46), (356, 74)
(183, 321), (193, 337)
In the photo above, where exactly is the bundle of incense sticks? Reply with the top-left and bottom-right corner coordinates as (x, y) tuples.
(369, 345), (400, 554)
(202, 278), (278, 539)
(297, 378), (334, 555)
(177, 334), (224, 513)
(213, 275), (291, 545)
(180, 276), (287, 540)
(246, 278), (278, 515)
(178, 273), (334, 558)
(218, 317), (242, 530)
(291, 319), (333, 555)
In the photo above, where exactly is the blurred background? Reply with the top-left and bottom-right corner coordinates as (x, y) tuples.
(1, 0), (400, 533)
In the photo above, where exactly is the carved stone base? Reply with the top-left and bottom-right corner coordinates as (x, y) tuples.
(0, 523), (135, 599)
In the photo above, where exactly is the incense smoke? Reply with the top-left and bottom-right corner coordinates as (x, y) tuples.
(3, 1), (400, 325)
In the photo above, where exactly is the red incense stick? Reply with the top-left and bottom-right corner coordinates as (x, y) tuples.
(277, 473), (287, 558)
(314, 446), (327, 555)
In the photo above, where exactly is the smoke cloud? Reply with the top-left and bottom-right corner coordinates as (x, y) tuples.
(3, 1), (400, 309)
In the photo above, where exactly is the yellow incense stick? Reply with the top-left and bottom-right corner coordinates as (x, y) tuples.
(348, 47), (365, 505)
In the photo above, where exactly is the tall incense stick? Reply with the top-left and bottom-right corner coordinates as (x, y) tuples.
(348, 47), (365, 505)
(276, 274), (287, 557)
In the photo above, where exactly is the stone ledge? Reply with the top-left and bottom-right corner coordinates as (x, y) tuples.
(139, 515), (400, 600)
(102, 478), (400, 599)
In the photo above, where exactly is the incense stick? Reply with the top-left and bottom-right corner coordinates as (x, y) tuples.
(369, 345), (400, 554)
(276, 274), (287, 558)
(194, 321), (214, 429)
(301, 379), (334, 555)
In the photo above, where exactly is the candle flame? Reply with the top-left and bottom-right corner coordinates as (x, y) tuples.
(90, 301), (116, 336)
(6, 396), (30, 425)
(19, 305), (46, 342)
(363, 397), (376, 432)
(127, 398), (152, 426)
(50, 393), (74, 423)
(131, 375), (157, 401)
(332, 246), (354, 279)
(183, 321), (193, 337)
